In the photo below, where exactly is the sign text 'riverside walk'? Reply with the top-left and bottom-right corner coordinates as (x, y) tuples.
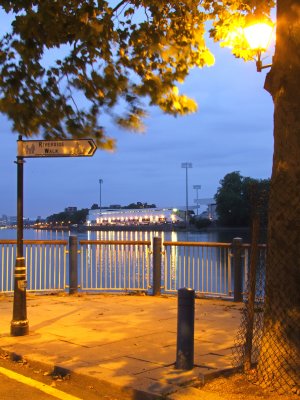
(18, 138), (97, 158)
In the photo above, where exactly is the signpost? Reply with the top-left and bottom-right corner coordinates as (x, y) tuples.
(18, 138), (97, 158)
(11, 136), (97, 336)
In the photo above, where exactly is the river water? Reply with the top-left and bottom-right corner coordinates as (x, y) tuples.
(0, 227), (252, 243)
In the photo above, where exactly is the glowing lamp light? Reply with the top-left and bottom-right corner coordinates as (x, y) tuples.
(244, 22), (273, 51)
(243, 22), (274, 72)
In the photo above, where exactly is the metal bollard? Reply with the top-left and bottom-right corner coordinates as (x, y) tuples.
(69, 235), (78, 295)
(176, 288), (195, 370)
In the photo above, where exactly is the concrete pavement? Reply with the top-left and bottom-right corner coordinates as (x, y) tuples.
(0, 293), (243, 399)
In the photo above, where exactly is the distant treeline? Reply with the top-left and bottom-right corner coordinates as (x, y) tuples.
(91, 201), (156, 210)
(192, 171), (270, 229)
(214, 171), (270, 227)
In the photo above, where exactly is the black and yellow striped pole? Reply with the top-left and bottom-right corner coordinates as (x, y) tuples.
(11, 136), (29, 336)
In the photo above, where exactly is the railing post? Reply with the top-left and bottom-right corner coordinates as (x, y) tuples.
(176, 288), (195, 370)
(69, 235), (78, 295)
(152, 237), (162, 296)
(232, 237), (243, 302)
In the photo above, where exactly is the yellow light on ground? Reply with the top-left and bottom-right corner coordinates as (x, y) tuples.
(243, 22), (273, 51)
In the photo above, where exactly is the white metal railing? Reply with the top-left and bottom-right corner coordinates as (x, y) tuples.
(163, 241), (234, 296)
(0, 238), (266, 298)
(1, 241), (15, 292)
(79, 240), (151, 292)
(0, 240), (67, 293)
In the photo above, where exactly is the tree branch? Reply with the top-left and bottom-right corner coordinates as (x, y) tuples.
(112, 0), (129, 13)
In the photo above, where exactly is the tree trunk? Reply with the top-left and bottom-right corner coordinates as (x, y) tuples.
(258, 0), (300, 394)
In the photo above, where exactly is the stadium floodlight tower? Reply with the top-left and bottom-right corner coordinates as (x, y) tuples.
(193, 185), (201, 216)
(99, 179), (103, 216)
(181, 162), (193, 226)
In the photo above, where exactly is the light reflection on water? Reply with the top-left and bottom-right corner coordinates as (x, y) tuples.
(0, 228), (251, 243)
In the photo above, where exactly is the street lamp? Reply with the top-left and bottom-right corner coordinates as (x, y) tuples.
(243, 21), (274, 72)
(99, 179), (103, 216)
(193, 185), (201, 216)
(181, 162), (192, 226)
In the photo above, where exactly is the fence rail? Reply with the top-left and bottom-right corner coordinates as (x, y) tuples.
(163, 241), (233, 296)
(79, 240), (151, 292)
(0, 240), (67, 292)
(0, 237), (267, 300)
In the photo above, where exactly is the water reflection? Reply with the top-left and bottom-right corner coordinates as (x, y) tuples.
(0, 228), (253, 244)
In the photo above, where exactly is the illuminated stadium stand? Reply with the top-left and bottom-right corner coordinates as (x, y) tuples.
(86, 208), (183, 226)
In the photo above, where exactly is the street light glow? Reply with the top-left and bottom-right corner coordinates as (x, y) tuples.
(243, 21), (274, 72)
(243, 22), (273, 51)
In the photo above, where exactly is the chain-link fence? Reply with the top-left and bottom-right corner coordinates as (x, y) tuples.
(232, 232), (266, 371)
(232, 214), (300, 396)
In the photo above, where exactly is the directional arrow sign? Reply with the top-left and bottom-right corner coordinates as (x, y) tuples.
(18, 139), (97, 158)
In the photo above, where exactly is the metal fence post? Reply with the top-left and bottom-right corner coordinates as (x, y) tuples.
(69, 235), (78, 295)
(244, 215), (260, 371)
(232, 237), (243, 302)
(152, 237), (162, 296)
(176, 288), (195, 370)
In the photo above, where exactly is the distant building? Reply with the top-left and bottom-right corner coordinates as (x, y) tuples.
(0, 215), (8, 226)
(207, 203), (217, 220)
(8, 216), (17, 225)
(87, 208), (183, 226)
(0, 215), (35, 227)
(194, 199), (218, 221)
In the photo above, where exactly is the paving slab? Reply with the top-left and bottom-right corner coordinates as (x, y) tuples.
(0, 293), (243, 399)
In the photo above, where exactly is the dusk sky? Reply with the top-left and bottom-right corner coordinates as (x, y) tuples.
(0, 12), (274, 220)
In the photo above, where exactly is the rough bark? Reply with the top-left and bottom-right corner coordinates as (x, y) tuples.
(258, 0), (300, 393)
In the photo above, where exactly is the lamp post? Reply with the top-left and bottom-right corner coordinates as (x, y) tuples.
(193, 185), (201, 216)
(99, 179), (103, 216)
(181, 162), (192, 226)
(243, 22), (274, 72)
